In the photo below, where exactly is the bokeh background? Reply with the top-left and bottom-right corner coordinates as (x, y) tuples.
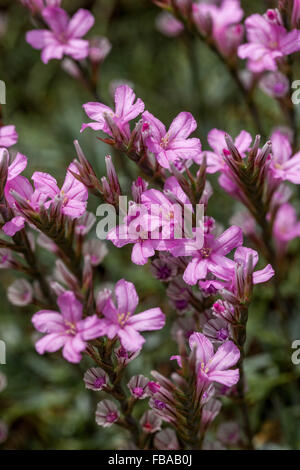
(0, 0), (300, 449)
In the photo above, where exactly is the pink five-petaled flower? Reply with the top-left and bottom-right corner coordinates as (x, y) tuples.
(203, 128), (252, 174)
(238, 13), (300, 73)
(32, 291), (103, 363)
(81, 85), (144, 139)
(32, 162), (88, 219)
(269, 131), (300, 184)
(172, 332), (240, 388)
(98, 279), (165, 352)
(232, 247), (274, 285)
(171, 225), (243, 286)
(193, 0), (244, 57)
(0, 125), (18, 148)
(26, 7), (95, 64)
(142, 110), (202, 169)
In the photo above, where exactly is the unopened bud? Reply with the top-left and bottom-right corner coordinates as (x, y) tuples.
(105, 155), (121, 197)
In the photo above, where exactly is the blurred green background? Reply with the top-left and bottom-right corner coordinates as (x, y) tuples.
(0, 0), (300, 450)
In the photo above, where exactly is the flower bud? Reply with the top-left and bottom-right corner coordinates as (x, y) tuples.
(0, 148), (9, 199)
(84, 367), (108, 391)
(7, 279), (33, 306)
(89, 37), (112, 64)
(140, 410), (162, 434)
(95, 400), (120, 427)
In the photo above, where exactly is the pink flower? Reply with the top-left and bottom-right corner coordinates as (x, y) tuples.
(238, 13), (300, 73)
(140, 176), (190, 240)
(81, 85), (144, 139)
(142, 110), (202, 169)
(26, 7), (95, 64)
(171, 225), (243, 285)
(269, 130), (300, 184)
(189, 332), (240, 388)
(98, 279), (165, 351)
(203, 128), (252, 174)
(193, 0), (244, 56)
(0, 125), (18, 148)
(32, 291), (103, 363)
(107, 200), (164, 265)
(273, 203), (300, 245)
(32, 162), (88, 218)
(233, 247), (274, 285)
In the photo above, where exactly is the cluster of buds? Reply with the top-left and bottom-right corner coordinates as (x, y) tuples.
(147, 330), (240, 449)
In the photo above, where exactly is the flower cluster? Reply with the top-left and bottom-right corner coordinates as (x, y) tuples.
(1, 0), (299, 451)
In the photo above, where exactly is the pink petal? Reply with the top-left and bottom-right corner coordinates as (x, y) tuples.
(118, 325), (145, 352)
(64, 39), (90, 60)
(67, 9), (95, 38)
(215, 225), (243, 255)
(62, 336), (86, 363)
(183, 258), (208, 285)
(42, 6), (69, 34)
(208, 341), (240, 371)
(234, 130), (252, 155)
(208, 369), (239, 387)
(253, 264), (274, 284)
(57, 291), (83, 323)
(2, 216), (25, 236)
(5, 176), (33, 208)
(82, 102), (113, 132)
(8, 153), (27, 181)
(189, 332), (214, 363)
(78, 315), (103, 340)
(32, 171), (59, 198)
(26, 30), (54, 50)
(142, 111), (166, 142)
(234, 246), (259, 269)
(207, 128), (226, 155)
(280, 29), (300, 55)
(131, 240), (155, 265)
(32, 310), (64, 333)
(0, 125), (18, 148)
(41, 43), (65, 63)
(35, 333), (66, 354)
(127, 308), (165, 332)
(62, 163), (88, 201)
(97, 318), (119, 339)
(168, 112), (197, 141)
(62, 199), (87, 219)
(115, 279), (139, 315)
(114, 85), (144, 122)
